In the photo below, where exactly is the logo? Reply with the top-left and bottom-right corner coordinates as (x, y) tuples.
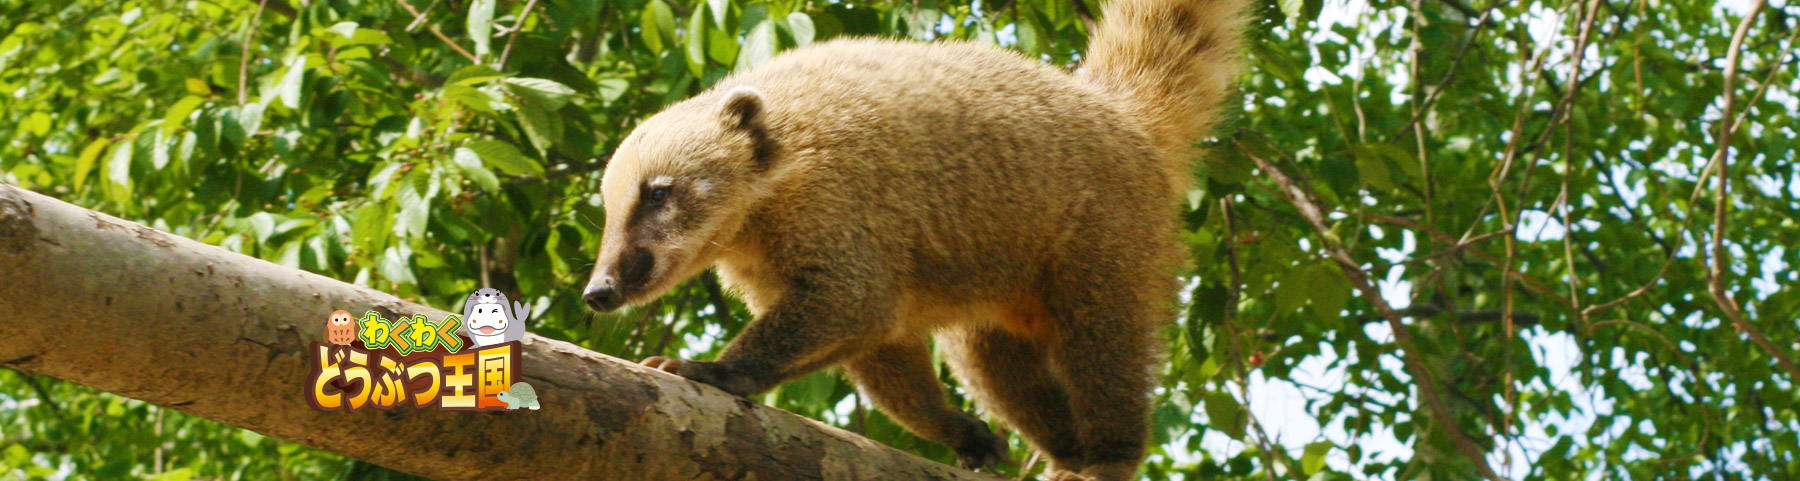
(305, 289), (539, 412)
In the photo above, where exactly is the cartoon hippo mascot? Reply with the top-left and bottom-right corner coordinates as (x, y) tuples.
(461, 288), (530, 348)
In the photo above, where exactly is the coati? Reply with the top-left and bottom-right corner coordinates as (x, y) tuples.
(581, 0), (1246, 478)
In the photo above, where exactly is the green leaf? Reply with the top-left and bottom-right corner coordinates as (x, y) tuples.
(739, 19), (776, 71)
(686, 6), (708, 76)
(237, 102), (265, 139)
(596, 78), (629, 103)
(1302, 441), (1332, 474)
(351, 201), (393, 254)
(150, 131), (172, 170)
(326, 21), (359, 41)
(1253, 42), (1301, 83)
(161, 96), (206, 135)
(394, 170), (434, 238)
(1307, 264), (1350, 323)
(469, 0), (496, 57)
(1368, 143), (1421, 180)
(1280, 0), (1304, 19)
(1016, 14), (1044, 55)
(446, 84), (506, 113)
(1350, 145), (1394, 190)
(708, 23), (741, 64)
(787, 13), (816, 46)
(449, 64), (505, 86)
(1275, 267), (1309, 313)
(501, 77), (576, 110)
(73, 138), (109, 191)
(148, 467), (194, 481)
(1203, 391), (1246, 440)
(641, 0), (675, 54)
(21, 111), (50, 136)
(1190, 283), (1229, 327)
(326, 22), (394, 47)
(248, 212), (276, 243)
(511, 103), (564, 153)
(467, 140), (543, 175)
(453, 147), (501, 191)
(709, 0), (730, 28)
(105, 139), (134, 204)
(379, 245), (418, 285)
(184, 78), (210, 95)
(276, 56), (306, 109)
(349, 28), (393, 46)
(2, 444), (27, 467)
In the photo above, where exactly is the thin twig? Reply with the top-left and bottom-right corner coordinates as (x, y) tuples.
(405, 0), (442, 32)
(394, 0), (480, 62)
(497, 0), (542, 68)
(1015, 451), (1040, 481)
(1587, 320), (1682, 357)
(1455, 0), (1585, 249)
(238, 0), (268, 105)
(1388, 6), (1497, 143)
(1347, 211), (1575, 308)
(479, 242), (491, 288)
(1243, 401), (1283, 481)
(13, 370), (63, 418)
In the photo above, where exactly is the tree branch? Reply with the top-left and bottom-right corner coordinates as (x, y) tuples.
(1705, 0), (1800, 383)
(0, 184), (998, 481)
(1233, 136), (1504, 481)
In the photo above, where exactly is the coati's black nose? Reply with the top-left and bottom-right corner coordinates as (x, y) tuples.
(584, 279), (623, 312)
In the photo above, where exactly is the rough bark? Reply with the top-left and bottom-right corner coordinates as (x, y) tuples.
(0, 184), (996, 481)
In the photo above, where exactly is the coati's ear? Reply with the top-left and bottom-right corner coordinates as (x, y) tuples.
(719, 86), (766, 131)
(719, 86), (777, 169)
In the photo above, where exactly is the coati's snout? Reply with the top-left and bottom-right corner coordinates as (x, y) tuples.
(584, 247), (653, 312)
(582, 85), (776, 313)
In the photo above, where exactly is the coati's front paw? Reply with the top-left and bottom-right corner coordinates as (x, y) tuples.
(954, 419), (1012, 471)
(641, 357), (761, 397)
(1040, 470), (1099, 481)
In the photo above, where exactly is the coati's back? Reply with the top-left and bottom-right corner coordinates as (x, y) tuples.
(698, 39), (1168, 298)
(699, 0), (1247, 298)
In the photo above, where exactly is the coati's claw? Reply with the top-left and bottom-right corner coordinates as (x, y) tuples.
(641, 356), (684, 371)
(640, 357), (762, 397)
(955, 419), (1012, 471)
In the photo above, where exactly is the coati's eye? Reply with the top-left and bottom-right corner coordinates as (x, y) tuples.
(647, 186), (671, 205)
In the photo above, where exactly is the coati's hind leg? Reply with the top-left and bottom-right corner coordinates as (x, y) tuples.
(1043, 267), (1163, 481)
(937, 327), (1087, 475)
(843, 340), (1010, 470)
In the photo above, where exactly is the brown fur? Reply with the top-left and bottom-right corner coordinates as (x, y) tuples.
(585, 0), (1248, 478)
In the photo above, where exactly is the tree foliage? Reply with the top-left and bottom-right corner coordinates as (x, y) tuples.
(1, 0), (1796, 479)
